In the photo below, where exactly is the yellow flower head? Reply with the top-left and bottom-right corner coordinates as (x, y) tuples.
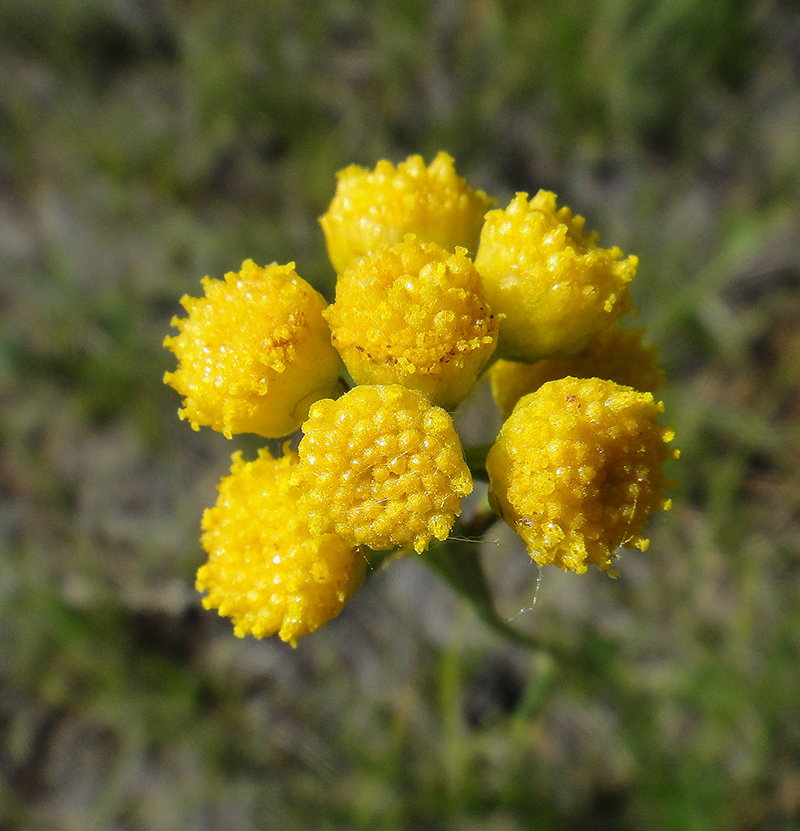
(320, 152), (495, 274)
(324, 236), (499, 410)
(197, 448), (366, 647)
(474, 191), (637, 362)
(486, 377), (677, 575)
(490, 323), (664, 419)
(163, 259), (341, 438)
(291, 385), (473, 553)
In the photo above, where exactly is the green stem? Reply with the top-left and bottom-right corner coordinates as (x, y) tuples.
(362, 517), (567, 659)
(463, 444), (492, 481)
(422, 536), (558, 655)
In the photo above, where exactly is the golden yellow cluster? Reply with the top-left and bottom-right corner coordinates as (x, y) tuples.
(489, 323), (664, 419)
(198, 449), (366, 646)
(320, 151), (494, 273)
(164, 151), (678, 646)
(164, 260), (341, 438)
(291, 385), (472, 553)
(475, 191), (637, 362)
(487, 378), (678, 575)
(325, 236), (498, 409)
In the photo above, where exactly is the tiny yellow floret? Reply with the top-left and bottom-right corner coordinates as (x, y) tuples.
(197, 448), (366, 647)
(291, 385), (473, 553)
(486, 377), (677, 575)
(490, 323), (664, 419)
(474, 192), (637, 362)
(320, 152), (495, 274)
(163, 259), (341, 438)
(325, 236), (499, 410)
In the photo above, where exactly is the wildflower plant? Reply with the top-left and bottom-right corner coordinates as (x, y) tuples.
(164, 153), (678, 648)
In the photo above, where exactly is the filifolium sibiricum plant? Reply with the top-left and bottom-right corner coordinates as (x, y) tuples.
(164, 152), (678, 648)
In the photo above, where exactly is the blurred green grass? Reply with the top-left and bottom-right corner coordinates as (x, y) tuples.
(2, 0), (800, 829)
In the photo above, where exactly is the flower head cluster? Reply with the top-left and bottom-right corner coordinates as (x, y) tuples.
(490, 323), (663, 419)
(165, 151), (678, 645)
(292, 385), (472, 553)
(325, 236), (499, 409)
(475, 191), (637, 362)
(487, 377), (678, 575)
(198, 448), (366, 646)
(320, 151), (494, 273)
(164, 260), (340, 438)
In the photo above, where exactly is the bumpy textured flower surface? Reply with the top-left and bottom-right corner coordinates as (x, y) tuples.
(292, 385), (473, 553)
(325, 236), (499, 410)
(486, 377), (677, 574)
(320, 152), (494, 274)
(164, 259), (341, 438)
(474, 191), (637, 362)
(197, 448), (366, 647)
(490, 323), (664, 419)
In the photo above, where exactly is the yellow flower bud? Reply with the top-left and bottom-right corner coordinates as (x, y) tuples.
(320, 152), (495, 274)
(474, 192), (637, 362)
(291, 385), (473, 553)
(163, 259), (341, 438)
(325, 236), (499, 410)
(490, 323), (664, 419)
(486, 377), (677, 575)
(197, 448), (366, 647)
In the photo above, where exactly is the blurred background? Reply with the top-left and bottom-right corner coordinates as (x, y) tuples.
(2, 0), (800, 828)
